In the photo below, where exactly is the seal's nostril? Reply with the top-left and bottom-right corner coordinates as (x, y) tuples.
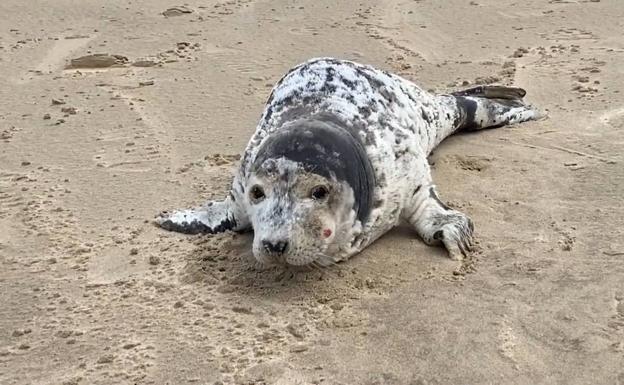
(262, 240), (288, 255)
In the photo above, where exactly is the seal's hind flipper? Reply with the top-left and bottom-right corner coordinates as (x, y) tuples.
(155, 196), (247, 235)
(451, 85), (526, 100)
(450, 85), (542, 132)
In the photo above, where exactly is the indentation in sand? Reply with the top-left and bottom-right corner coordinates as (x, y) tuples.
(35, 35), (95, 74)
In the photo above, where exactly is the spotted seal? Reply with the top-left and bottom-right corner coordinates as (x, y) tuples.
(156, 57), (541, 266)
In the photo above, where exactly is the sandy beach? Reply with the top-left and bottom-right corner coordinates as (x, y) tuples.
(1, 0), (623, 384)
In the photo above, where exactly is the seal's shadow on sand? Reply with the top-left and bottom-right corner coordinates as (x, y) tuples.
(179, 225), (473, 297)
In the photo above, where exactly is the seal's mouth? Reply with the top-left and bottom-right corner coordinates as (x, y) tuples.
(253, 227), (336, 267)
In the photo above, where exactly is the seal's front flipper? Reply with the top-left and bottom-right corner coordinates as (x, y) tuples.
(451, 85), (543, 132)
(403, 185), (474, 260)
(156, 196), (247, 235)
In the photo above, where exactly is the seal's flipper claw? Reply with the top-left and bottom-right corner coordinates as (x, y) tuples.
(404, 185), (474, 261)
(155, 197), (244, 235)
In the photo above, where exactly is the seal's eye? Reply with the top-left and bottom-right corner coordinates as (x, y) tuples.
(310, 185), (329, 201)
(250, 185), (265, 203)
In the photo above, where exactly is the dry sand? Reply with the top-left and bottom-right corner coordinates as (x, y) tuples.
(1, 0), (623, 384)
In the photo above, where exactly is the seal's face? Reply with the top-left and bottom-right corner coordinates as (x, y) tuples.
(246, 158), (357, 266)
(246, 118), (375, 266)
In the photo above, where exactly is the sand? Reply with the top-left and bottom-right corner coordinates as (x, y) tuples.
(1, 0), (623, 384)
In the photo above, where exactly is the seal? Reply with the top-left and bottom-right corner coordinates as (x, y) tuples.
(156, 57), (541, 266)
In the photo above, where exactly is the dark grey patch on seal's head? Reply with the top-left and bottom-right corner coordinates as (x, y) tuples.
(252, 118), (375, 223)
(272, 104), (318, 128)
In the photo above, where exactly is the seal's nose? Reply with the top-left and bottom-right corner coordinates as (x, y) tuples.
(262, 240), (288, 255)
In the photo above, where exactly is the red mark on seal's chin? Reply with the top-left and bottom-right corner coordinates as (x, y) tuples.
(322, 229), (332, 238)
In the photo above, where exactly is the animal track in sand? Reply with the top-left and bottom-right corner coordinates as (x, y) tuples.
(207, 0), (254, 17)
(0, 172), (27, 217)
(204, 153), (241, 167)
(61, 41), (203, 76)
(0, 126), (21, 142)
(91, 83), (186, 172)
(543, 27), (598, 41)
(451, 155), (493, 172)
(519, 44), (607, 102)
(87, 245), (149, 285)
(0, 166), (84, 272)
(289, 25), (321, 36)
(609, 294), (624, 332)
(497, 319), (520, 365)
(596, 107), (624, 129)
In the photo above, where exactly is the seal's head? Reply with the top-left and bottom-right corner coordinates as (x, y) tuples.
(246, 118), (374, 266)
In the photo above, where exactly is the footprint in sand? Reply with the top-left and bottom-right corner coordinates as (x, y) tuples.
(597, 107), (624, 128)
(204, 153), (241, 167)
(445, 155), (493, 172)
